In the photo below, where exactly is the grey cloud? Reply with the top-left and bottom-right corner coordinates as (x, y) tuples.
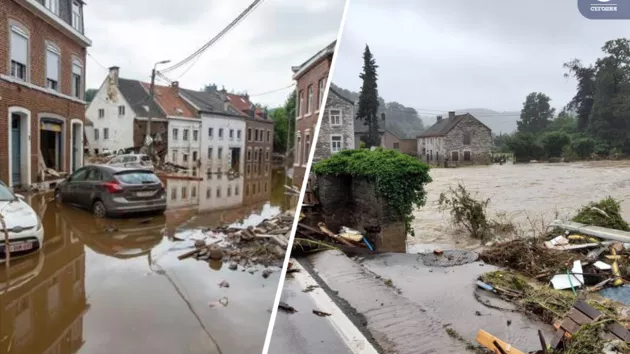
(85, 0), (215, 25)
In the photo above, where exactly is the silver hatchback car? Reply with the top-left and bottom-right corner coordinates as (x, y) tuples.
(54, 165), (167, 217)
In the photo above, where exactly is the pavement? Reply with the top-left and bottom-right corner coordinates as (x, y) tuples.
(0, 193), (282, 354)
(295, 250), (555, 354)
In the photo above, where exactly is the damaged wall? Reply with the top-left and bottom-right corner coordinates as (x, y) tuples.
(317, 174), (407, 253)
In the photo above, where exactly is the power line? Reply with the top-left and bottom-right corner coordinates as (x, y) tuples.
(249, 84), (295, 97)
(87, 52), (108, 71)
(161, 0), (265, 75)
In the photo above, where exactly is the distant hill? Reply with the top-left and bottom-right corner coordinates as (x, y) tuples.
(420, 108), (520, 135)
(331, 83), (425, 139)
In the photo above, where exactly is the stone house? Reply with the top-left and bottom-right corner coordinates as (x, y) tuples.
(291, 40), (335, 189)
(417, 111), (492, 166)
(314, 86), (355, 162)
(1, 0), (91, 189)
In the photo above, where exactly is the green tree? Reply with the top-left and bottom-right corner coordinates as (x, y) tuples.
(517, 92), (556, 134)
(507, 132), (544, 162)
(270, 107), (287, 153)
(356, 45), (381, 147)
(541, 131), (571, 157)
(563, 59), (596, 132)
(284, 90), (296, 149)
(548, 110), (578, 133)
(85, 89), (98, 103)
(572, 137), (596, 159)
(493, 133), (512, 153)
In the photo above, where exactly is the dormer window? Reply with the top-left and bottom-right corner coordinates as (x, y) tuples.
(71, 1), (83, 32)
(45, 0), (60, 15)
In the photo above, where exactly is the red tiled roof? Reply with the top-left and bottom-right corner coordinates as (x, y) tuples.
(140, 83), (198, 118)
(225, 93), (265, 120)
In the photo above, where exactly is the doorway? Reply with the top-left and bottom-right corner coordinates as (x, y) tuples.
(40, 119), (64, 172)
(11, 115), (21, 186)
(71, 121), (83, 172)
(451, 151), (459, 162)
(8, 109), (31, 188)
(231, 147), (241, 171)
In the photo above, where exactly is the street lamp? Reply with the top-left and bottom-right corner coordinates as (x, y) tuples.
(146, 59), (171, 154)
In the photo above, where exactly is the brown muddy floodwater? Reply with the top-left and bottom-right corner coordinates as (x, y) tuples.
(409, 161), (630, 251)
(0, 168), (295, 354)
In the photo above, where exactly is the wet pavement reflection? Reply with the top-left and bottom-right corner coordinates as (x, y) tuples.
(0, 168), (294, 354)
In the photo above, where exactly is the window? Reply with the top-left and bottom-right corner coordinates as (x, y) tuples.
(216, 188), (221, 198)
(191, 186), (197, 198)
(171, 188), (177, 200)
(118, 105), (125, 116)
(304, 134), (311, 165)
(296, 135), (302, 165)
(227, 186), (232, 197)
(267, 130), (271, 142)
(318, 78), (326, 108)
(265, 163), (269, 174)
(45, 44), (60, 90)
(255, 129), (259, 142)
(237, 130), (242, 140)
(298, 90), (304, 116)
(98, 109), (104, 118)
(218, 147), (223, 159)
(217, 168), (222, 179)
(235, 186), (239, 196)
(71, 1), (82, 32)
(192, 151), (198, 161)
(247, 128), (252, 141)
(207, 148), (213, 159)
(330, 109), (342, 126)
(172, 150), (177, 163)
(463, 132), (471, 145)
(246, 164), (251, 175)
(181, 187), (187, 199)
(183, 153), (189, 163)
(247, 148), (252, 161)
(10, 25), (28, 81)
(229, 129), (234, 139)
(266, 149), (270, 161)
(45, 0), (59, 14)
(254, 149), (258, 161)
(94, 129), (99, 140)
(331, 135), (342, 153)
(103, 128), (109, 140)
(264, 182), (268, 193)
(206, 188), (211, 199)
(393, 142), (400, 149)
(245, 184), (249, 196)
(72, 60), (82, 98)
(208, 127), (213, 138)
(218, 128), (223, 139)
(451, 151), (459, 162)
(172, 128), (178, 140)
(183, 129), (189, 141)
(464, 151), (471, 161)
(307, 85), (313, 113)
(193, 130), (198, 141)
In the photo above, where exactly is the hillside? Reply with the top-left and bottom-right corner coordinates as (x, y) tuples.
(419, 108), (520, 135)
(331, 83), (425, 139)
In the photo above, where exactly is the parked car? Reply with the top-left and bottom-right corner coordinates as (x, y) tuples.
(0, 181), (44, 260)
(107, 153), (154, 171)
(54, 165), (167, 218)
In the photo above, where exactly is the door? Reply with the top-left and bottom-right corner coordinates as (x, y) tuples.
(72, 123), (80, 172)
(64, 167), (88, 204)
(11, 116), (21, 186)
(76, 167), (101, 209)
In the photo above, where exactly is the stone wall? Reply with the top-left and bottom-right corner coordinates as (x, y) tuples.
(317, 174), (407, 253)
(314, 90), (355, 162)
(444, 115), (492, 165)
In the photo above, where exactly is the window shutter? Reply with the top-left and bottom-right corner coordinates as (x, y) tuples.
(73, 62), (82, 75)
(11, 29), (28, 64)
(46, 50), (60, 81)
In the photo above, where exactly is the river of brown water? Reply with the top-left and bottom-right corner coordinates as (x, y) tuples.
(409, 161), (630, 251)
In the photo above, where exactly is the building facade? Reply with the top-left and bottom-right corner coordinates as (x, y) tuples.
(417, 112), (492, 166)
(1, 0), (91, 189)
(381, 131), (418, 156)
(291, 41), (335, 188)
(314, 86), (355, 162)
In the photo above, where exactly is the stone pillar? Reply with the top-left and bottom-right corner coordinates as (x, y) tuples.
(316, 174), (352, 232)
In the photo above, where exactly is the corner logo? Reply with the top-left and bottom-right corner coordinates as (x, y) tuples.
(578, 0), (628, 19)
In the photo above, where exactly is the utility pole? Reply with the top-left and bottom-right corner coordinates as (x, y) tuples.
(145, 60), (170, 156)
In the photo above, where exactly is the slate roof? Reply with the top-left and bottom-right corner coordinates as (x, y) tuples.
(117, 78), (166, 118)
(179, 89), (246, 118)
(386, 118), (424, 140)
(417, 113), (490, 138)
(329, 86), (354, 105)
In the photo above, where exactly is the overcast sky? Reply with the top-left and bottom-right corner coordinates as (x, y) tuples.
(84, 0), (344, 107)
(333, 0), (630, 114)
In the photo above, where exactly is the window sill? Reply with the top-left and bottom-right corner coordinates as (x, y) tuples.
(304, 113), (312, 118)
(1, 74), (87, 105)
(330, 124), (342, 127)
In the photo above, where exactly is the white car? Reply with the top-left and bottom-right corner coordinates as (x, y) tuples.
(107, 153), (155, 171)
(0, 181), (44, 261)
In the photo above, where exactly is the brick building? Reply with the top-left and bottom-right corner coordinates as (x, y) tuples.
(1, 0), (91, 189)
(224, 92), (274, 205)
(417, 112), (492, 166)
(291, 41), (335, 189)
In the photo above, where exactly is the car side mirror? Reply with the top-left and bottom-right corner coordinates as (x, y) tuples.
(15, 194), (25, 200)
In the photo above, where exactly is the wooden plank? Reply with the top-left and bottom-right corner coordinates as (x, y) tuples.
(560, 318), (581, 335)
(607, 322), (630, 342)
(476, 330), (525, 354)
(574, 300), (602, 320)
(567, 307), (593, 325)
(549, 330), (566, 349)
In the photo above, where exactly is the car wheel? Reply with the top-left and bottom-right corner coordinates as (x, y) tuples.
(54, 190), (63, 204)
(92, 200), (107, 218)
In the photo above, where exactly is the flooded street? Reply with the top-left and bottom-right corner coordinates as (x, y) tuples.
(410, 161), (630, 250)
(0, 169), (294, 354)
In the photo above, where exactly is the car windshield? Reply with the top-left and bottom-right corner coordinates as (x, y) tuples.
(114, 171), (160, 185)
(0, 184), (16, 201)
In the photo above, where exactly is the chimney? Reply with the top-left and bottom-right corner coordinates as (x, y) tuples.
(171, 81), (179, 90)
(244, 93), (249, 101)
(109, 66), (120, 85)
(448, 111), (455, 119)
(436, 115), (443, 122)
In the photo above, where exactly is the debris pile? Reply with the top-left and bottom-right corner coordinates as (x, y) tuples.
(178, 211), (293, 273)
(292, 220), (375, 256)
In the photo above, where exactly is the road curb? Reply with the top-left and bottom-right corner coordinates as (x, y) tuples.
(291, 258), (379, 354)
